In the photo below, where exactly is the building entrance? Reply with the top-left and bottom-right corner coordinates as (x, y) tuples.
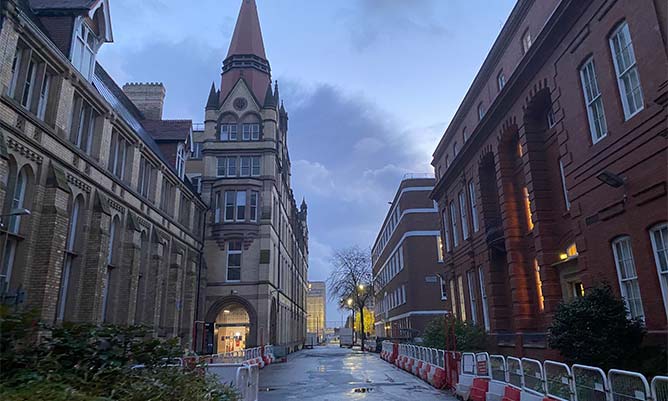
(215, 303), (250, 353)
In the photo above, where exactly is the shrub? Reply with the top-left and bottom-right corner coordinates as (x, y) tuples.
(422, 316), (487, 351)
(548, 284), (645, 371)
(0, 307), (239, 401)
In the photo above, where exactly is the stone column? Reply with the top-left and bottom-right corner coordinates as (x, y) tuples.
(27, 163), (71, 322)
(77, 191), (111, 323)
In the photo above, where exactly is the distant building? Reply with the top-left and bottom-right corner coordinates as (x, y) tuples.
(306, 281), (326, 340)
(372, 176), (447, 339)
(185, 0), (308, 355)
(430, 0), (667, 359)
(0, 0), (206, 347)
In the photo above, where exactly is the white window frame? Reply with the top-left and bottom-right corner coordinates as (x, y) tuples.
(457, 275), (467, 321)
(224, 191), (235, 222)
(497, 71), (506, 91)
(214, 192), (222, 223)
(71, 19), (98, 80)
(580, 58), (608, 143)
(442, 210), (451, 252)
(220, 124), (238, 141)
(559, 160), (571, 211)
(176, 144), (185, 179)
(478, 103), (485, 121)
(609, 22), (644, 120)
(8, 49), (22, 98)
(649, 223), (668, 316)
(467, 270), (478, 325)
(240, 156), (251, 177)
(251, 156), (261, 176)
(250, 191), (259, 222)
(522, 29), (532, 54)
(20, 59), (36, 109)
(450, 201), (459, 247)
(8, 169), (27, 234)
(439, 275), (447, 300)
(226, 243), (242, 282)
(459, 191), (469, 240)
(611, 236), (645, 321)
(478, 267), (490, 331)
(37, 72), (51, 120)
(236, 191), (246, 222)
(468, 181), (479, 232)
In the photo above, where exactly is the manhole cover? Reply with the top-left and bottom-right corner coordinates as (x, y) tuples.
(353, 387), (374, 393)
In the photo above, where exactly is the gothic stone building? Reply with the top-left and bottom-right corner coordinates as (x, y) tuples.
(0, 0), (207, 347)
(431, 0), (667, 359)
(186, 0), (309, 354)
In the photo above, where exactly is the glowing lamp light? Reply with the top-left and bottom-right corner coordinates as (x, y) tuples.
(347, 298), (353, 306)
(559, 253), (568, 260)
(223, 309), (231, 314)
(358, 284), (365, 291)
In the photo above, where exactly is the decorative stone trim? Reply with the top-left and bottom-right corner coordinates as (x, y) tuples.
(66, 173), (91, 193)
(108, 198), (126, 214)
(7, 137), (43, 164)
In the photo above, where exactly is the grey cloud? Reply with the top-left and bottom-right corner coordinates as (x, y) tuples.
(339, 0), (447, 51)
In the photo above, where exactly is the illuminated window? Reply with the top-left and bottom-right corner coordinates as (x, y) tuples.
(566, 243), (578, 257)
(534, 259), (544, 311)
(449, 280), (457, 318)
(437, 236), (444, 262)
(442, 210), (451, 252)
(457, 275), (467, 321)
(523, 187), (534, 231)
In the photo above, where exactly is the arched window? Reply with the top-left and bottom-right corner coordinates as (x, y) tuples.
(57, 196), (83, 321)
(2, 168), (28, 290)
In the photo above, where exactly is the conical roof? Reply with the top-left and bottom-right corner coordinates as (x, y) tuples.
(227, 0), (266, 59)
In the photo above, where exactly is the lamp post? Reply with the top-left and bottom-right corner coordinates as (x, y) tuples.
(0, 208), (31, 305)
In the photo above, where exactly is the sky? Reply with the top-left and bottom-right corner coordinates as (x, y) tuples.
(98, 0), (516, 326)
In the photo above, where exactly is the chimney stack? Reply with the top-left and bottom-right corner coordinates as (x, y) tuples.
(122, 82), (166, 120)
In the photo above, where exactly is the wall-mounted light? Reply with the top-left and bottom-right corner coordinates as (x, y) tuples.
(559, 253), (568, 260)
(596, 170), (625, 188)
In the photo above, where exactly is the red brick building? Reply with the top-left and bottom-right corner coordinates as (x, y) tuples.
(431, 0), (667, 359)
(373, 176), (447, 340)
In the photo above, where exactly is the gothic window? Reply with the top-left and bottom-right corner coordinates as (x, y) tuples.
(57, 196), (84, 321)
(9, 43), (55, 122)
(1, 168), (29, 291)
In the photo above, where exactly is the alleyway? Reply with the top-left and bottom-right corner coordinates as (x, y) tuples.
(258, 344), (453, 400)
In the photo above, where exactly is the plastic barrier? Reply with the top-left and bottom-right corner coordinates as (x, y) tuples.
(476, 353), (492, 378)
(488, 355), (508, 401)
(608, 369), (650, 401)
(207, 363), (259, 401)
(651, 376), (668, 401)
(572, 364), (609, 401)
(522, 358), (546, 395)
(503, 385), (522, 401)
(471, 377), (491, 401)
(508, 357), (523, 389)
(544, 361), (573, 401)
(457, 352), (477, 399)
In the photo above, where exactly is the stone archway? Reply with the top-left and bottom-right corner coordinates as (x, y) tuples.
(206, 296), (258, 352)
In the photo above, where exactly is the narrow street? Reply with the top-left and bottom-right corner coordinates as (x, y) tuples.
(258, 344), (454, 400)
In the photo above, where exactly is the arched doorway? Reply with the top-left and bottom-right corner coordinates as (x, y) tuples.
(205, 296), (258, 353)
(215, 303), (250, 353)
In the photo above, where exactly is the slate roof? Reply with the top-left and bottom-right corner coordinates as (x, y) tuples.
(142, 119), (192, 142)
(29, 0), (97, 10)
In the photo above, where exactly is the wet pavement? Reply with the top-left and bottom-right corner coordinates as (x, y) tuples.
(258, 344), (454, 400)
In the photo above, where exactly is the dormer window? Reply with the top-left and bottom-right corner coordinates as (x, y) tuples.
(176, 144), (186, 179)
(72, 21), (99, 80)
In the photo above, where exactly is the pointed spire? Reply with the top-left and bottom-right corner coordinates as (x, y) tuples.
(274, 80), (280, 104)
(206, 82), (218, 109)
(227, 0), (266, 59)
(263, 82), (276, 108)
(301, 197), (307, 210)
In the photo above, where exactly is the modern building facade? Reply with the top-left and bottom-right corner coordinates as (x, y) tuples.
(306, 281), (326, 341)
(430, 0), (667, 359)
(186, 0), (309, 354)
(372, 176), (447, 340)
(0, 0), (206, 347)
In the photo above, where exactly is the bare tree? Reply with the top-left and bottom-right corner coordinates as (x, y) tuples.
(327, 246), (373, 352)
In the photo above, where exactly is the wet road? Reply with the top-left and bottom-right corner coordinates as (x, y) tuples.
(258, 344), (453, 400)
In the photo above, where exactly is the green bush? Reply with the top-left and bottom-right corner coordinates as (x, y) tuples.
(422, 316), (487, 351)
(0, 307), (239, 401)
(548, 284), (646, 371)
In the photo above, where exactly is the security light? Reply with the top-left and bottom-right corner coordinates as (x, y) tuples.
(596, 170), (625, 188)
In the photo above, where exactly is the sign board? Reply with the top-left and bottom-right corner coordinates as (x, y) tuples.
(424, 275), (438, 283)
